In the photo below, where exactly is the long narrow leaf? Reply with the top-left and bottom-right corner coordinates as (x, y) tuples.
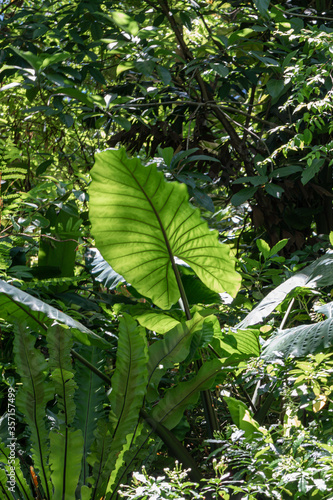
(13, 326), (54, 500)
(95, 314), (148, 497)
(0, 279), (109, 349)
(74, 345), (107, 486)
(89, 148), (241, 309)
(48, 325), (83, 499)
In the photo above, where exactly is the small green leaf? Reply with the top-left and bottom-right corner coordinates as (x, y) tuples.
(231, 186), (258, 206)
(329, 231), (333, 247)
(59, 113), (74, 128)
(56, 87), (105, 109)
(265, 183), (284, 198)
(234, 175), (268, 186)
(113, 116), (131, 131)
(192, 188), (215, 213)
(302, 128), (313, 145)
(116, 61), (135, 75)
(135, 59), (155, 76)
(156, 66), (172, 85)
(269, 165), (302, 178)
(301, 158), (325, 185)
(158, 146), (174, 167)
(269, 238), (288, 257)
(256, 239), (270, 259)
(210, 63), (229, 77)
(253, 0), (270, 17)
(110, 11), (139, 35)
(266, 79), (284, 99)
(90, 21), (104, 41)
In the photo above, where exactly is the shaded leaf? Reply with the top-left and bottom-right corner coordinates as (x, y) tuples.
(0, 279), (110, 349)
(85, 247), (125, 290)
(237, 251), (333, 328)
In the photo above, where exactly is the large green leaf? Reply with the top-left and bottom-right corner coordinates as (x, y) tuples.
(0, 279), (109, 349)
(262, 317), (333, 359)
(89, 148), (241, 309)
(223, 397), (262, 439)
(212, 328), (260, 357)
(237, 251), (333, 328)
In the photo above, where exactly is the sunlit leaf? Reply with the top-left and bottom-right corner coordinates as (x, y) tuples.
(89, 148), (241, 309)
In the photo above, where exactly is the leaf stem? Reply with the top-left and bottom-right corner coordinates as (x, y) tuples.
(170, 258), (192, 320)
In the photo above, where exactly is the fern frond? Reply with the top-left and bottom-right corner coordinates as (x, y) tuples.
(0, 438), (34, 500)
(93, 314), (149, 498)
(74, 345), (107, 487)
(47, 324), (84, 499)
(13, 325), (54, 500)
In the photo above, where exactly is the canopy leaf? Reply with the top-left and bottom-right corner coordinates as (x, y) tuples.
(89, 148), (241, 309)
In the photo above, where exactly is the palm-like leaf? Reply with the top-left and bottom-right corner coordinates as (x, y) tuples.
(89, 148), (241, 309)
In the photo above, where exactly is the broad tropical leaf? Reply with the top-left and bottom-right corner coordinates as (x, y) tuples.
(237, 251), (333, 328)
(0, 279), (109, 349)
(13, 326), (54, 500)
(262, 317), (333, 358)
(89, 148), (241, 309)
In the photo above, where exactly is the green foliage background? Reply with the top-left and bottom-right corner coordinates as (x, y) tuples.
(1, 0), (333, 499)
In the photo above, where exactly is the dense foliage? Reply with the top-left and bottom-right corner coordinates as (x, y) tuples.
(1, 0), (333, 499)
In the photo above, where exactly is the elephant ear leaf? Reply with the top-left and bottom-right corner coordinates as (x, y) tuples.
(89, 148), (241, 309)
